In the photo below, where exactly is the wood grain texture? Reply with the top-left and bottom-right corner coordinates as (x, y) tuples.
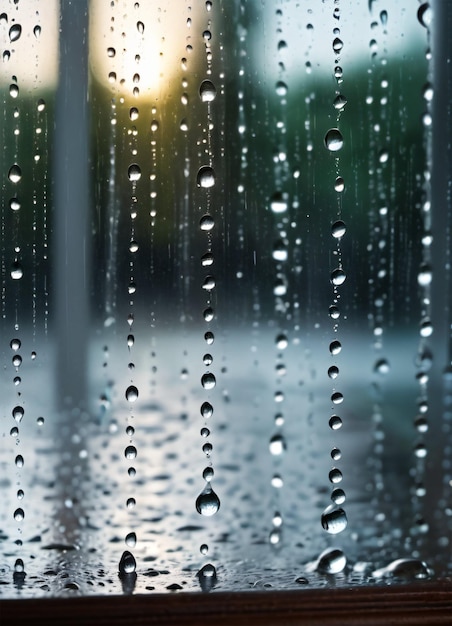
(1, 581), (451, 626)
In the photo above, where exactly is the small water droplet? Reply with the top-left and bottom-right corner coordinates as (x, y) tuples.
(15, 455), (24, 468)
(197, 166), (215, 188)
(200, 543), (209, 555)
(334, 177), (345, 193)
(119, 550), (136, 574)
(331, 488), (346, 504)
(9, 83), (19, 98)
(374, 358), (390, 374)
(11, 262), (23, 280)
(333, 94), (347, 110)
(203, 466), (214, 482)
(8, 164), (22, 184)
(328, 365), (339, 380)
(12, 406), (24, 423)
(14, 558), (25, 574)
(332, 37), (343, 54)
(127, 164), (141, 182)
(107, 46), (116, 57)
(331, 391), (344, 405)
(137, 21), (144, 34)
(204, 331), (215, 345)
(196, 484), (220, 516)
(125, 385), (139, 402)
(417, 264), (432, 286)
(275, 334), (288, 350)
(10, 338), (21, 351)
(329, 415), (342, 430)
(203, 307), (214, 322)
(321, 505), (347, 534)
(12, 354), (22, 368)
(275, 80), (288, 97)
(33, 24), (41, 38)
(201, 372), (216, 390)
(329, 467), (343, 483)
(324, 128), (343, 152)
(9, 24), (22, 43)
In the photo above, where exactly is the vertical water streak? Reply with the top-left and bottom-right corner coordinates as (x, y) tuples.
(54, 0), (90, 409)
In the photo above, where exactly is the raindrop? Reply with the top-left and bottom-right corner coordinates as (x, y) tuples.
(272, 240), (288, 261)
(197, 166), (215, 188)
(9, 198), (20, 211)
(119, 550), (136, 575)
(329, 340), (342, 356)
(126, 497), (136, 509)
(374, 358), (390, 374)
(321, 505), (348, 534)
(9, 83), (19, 98)
(203, 307), (214, 322)
(201, 402), (213, 418)
(199, 80), (216, 103)
(417, 3), (432, 29)
(332, 37), (343, 54)
(316, 548), (347, 574)
(334, 177), (345, 192)
(203, 353), (213, 366)
(12, 406), (24, 423)
(201, 252), (214, 267)
(333, 94), (347, 110)
(201, 372), (216, 390)
(328, 366), (339, 380)
(125, 385), (139, 402)
(127, 164), (141, 182)
(200, 214), (215, 231)
(33, 25), (41, 38)
(14, 559), (25, 574)
(10, 338), (21, 351)
(331, 488), (346, 505)
(329, 305), (340, 320)
(11, 262), (23, 280)
(14, 508), (24, 522)
(137, 21), (144, 34)
(203, 466), (214, 482)
(196, 484), (220, 516)
(373, 558), (432, 580)
(330, 268), (346, 286)
(125, 532), (137, 548)
(197, 563), (217, 592)
(324, 129), (343, 152)
(331, 391), (344, 405)
(329, 467), (343, 483)
(8, 164), (22, 184)
(12, 355), (22, 368)
(107, 47), (116, 57)
(269, 434), (286, 455)
(275, 80), (288, 97)
(331, 221), (346, 239)
(204, 331), (215, 345)
(129, 107), (139, 121)
(275, 334), (288, 350)
(9, 24), (22, 42)
(270, 191), (288, 213)
(124, 445), (137, 460)
(417, 264), (432, 286)
(200, 543), (208, 555)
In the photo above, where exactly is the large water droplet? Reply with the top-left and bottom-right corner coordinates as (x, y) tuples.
(197, 166), (215, 188)
(119, 550), (136, 575)
(316, 548), (347, 574)
(199, 79), (216, 102)
(196, 484), (220, 516)
(8, 164), (22, 184)
(324, 129), (344, 152)
(124, 445), (137, 460)
(332, 37), (343, 54)
(269, 433), (286, 455)
(330, 268), (346, 286)
(321, 505), (348, 534)
(125, 532), (137, 548)
(201, 372), (216, 390)
(125, 385), (139, 402)
(127, 164), (141, 182)
(372, 558), (432, 580)
(270, 192), (288, 214)
(197, 563), (217, 592)
(331, 221), (346, 239)
(201, 401), (214, 418)
(9, 24), (22, 42)
(12, 406), (24, 423)
(417, 3), (432, 29)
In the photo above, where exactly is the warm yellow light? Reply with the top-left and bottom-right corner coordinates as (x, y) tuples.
(89, 0), (186, 98)
(0, 0), (59, 91)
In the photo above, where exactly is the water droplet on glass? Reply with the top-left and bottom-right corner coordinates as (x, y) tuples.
(125, 532), (137, 548)
(272, 240), (288, 261)
(417, 3), (432, 29)
(119, 550), (136, 575)
(9, 83), (19, 98)
(11, 262), (23, 280)
(275, 80), (288, 97)
(199, 79), (216, 103)
(125, 385), (139, 402)
(331, 488), (346, 504)
(329, 467), (343, 484)
(329, 340), (342, 355)
(334, 177), (345, 193)
(331, 221), (346, 239)
(10, 338), (21, 351)
(33, 25), (41, 38)
(321, 505), (348, 534)
(12, 406), (24, 423)
(203, 466), (214, 482)
(275, 334), (288, 350)
(374, 358), (390, 374)
(196, 484), (220, 516)
(269, 433), (286, 455)
(316, 548), (347, 574)
(203, 307), (214, 322)
(270, 191), (288, 214)
(328, 366), (339, 380)
(333, 94), (347, 110)
(197, 166), (215, 188)
(417, 264), (432, 286)
(332, 37), (344, 54)
(124, 445), (137, 460)
(14, 508), (24, 522)
(9, 198), (20, 212)
(204, 331), (215, 345)
(9, 24), (22, 42)
(127, 164), (141, 182)
(201, 402), (214, 418)
(331, 391), (344, 405)
(137, 21), (144, 34)
(201, 372), (216, 390)
(8, 164), (22, 184)
(200, 214), (214, 231)
(201, 252), (214, 267)
(324, 129), (344, 152)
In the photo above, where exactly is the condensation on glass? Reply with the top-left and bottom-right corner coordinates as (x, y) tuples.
(0, 0), (450, 597)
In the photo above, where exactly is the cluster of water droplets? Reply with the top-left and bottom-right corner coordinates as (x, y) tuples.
(320, 1), (348, 573)
(194, 3), (219, 588)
